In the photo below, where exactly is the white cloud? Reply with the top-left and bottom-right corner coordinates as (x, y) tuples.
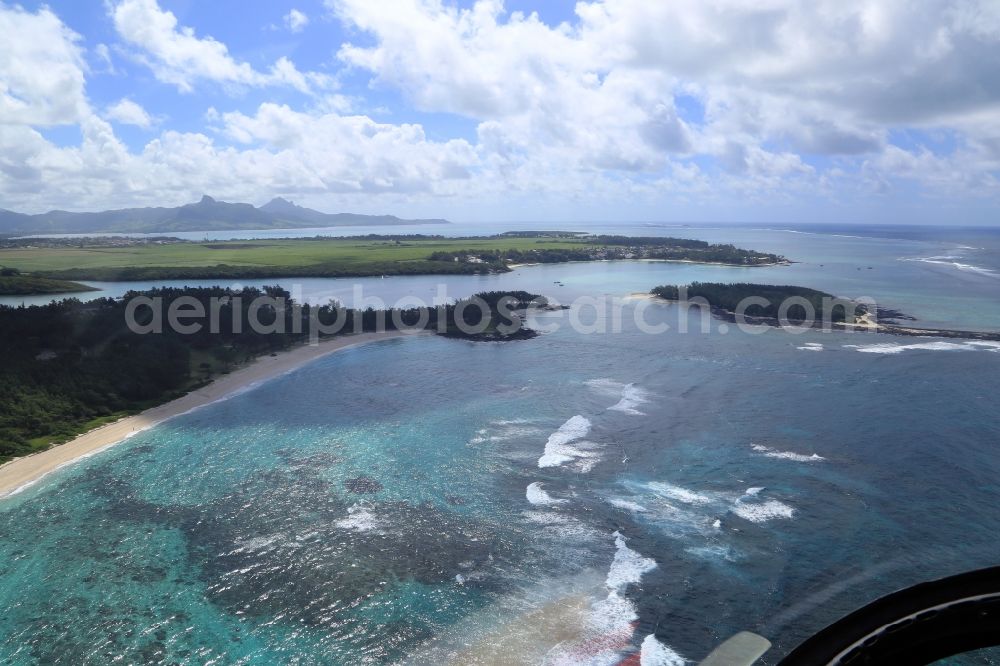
(0, 1), (480, 213)
(217, 103), (478, 192)
(94, 43), (116, 74)
(1, 0), (999, 220)
(0, 100), (480, 212)
(0, 4), (88, 126)
(110, 0), (331, 94)
(284, 8), (309, 33)
(328, 0), (1000, 200)
(332, 0), (695, 183)
(105, 98), (154, 128)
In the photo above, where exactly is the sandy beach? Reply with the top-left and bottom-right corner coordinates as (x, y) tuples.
(0, 330), (420, 500)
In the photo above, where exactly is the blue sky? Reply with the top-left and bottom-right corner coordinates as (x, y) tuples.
(1, 0), (999, 223)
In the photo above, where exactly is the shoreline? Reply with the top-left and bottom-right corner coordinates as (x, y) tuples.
(502, 257), (787, 273)
(648, 295), (1000, 340)
(1, 257), (787, 298)
(0, 330), (419, 500)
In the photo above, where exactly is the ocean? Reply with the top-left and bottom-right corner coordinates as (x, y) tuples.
(1, 224), (999, 664)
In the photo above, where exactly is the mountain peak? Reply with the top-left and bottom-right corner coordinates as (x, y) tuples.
(0, 199), (449, 233)
(261, 196), (298, 211)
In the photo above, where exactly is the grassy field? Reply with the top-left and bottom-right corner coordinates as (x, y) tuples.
(0, 237), (582, 277)
(0, 234), (783, 287)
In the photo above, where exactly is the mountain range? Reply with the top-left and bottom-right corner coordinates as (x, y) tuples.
(0, 197), (449, 235)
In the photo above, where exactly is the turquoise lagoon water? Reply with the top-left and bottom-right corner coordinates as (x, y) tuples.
(5, 223), (1000, 333)
(1, 226), (1000, 664)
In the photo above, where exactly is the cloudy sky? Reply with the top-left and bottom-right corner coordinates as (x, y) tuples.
(1, 0), (999, 223)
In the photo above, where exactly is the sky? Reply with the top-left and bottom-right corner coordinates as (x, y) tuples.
(1, 0), (999, 224)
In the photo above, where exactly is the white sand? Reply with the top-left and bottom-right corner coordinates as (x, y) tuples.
(0, 330), (420, 499)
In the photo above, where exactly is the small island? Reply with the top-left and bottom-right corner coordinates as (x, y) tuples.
(651, 282), (858, 322)
(650, 282), (1000, 341)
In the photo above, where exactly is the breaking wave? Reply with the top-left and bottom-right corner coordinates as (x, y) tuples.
(752, 444), (825, 462)
(610, 384), (651, 415)
(606, 531), (658, 593)
(587, 378), (652, 415)
(470, 420), (545, 444)
(844, 341), (1000, 354)
(538, 415), (596, 469)
(609, 498), (648, 513)
(526, 481), (567, 506)
(732, 487), (795, 523)
(522, 510), (597, 540)
(646, 481), (714, 505)
(334, 503), (381, 532)
(731, 499), (795, 523)
(639, 634), (686, 665)
(902, 256), (998, 278)
(545, 532), (658, 666)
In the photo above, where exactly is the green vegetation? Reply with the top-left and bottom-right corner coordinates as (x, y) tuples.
(431, 238), (782, 266)
(0, 236), (575, 281)
(651, 282), (861, 322)
(0, 287), (540, 462)
(438, 290), (544, 340)
(0, 267), (95, 295)
(0, 234), (786, 286)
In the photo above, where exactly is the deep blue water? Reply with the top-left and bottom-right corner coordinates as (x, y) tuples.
(1, 225), (1000, 664)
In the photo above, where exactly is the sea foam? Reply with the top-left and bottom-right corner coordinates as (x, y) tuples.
(587, 378), (651, 415)
(732, 499), (795, 523)
(522, 510), (596, 540)
(609, 384), (651, 415)
(609, 498), (648, 513)
(639, 634), (686, 665)
(606, 531), (658, 593)
(646, 481), (714, 505)
(526, 482), (567, 506)
(334, 504), (381, 532)
(470, 421), (545, 445)
(903, 256), (998, 278)
(538, 415), (594, 468)
(844, 341), (1000, 354)
(545, 532), (658, 666)
(752, 444), (824, 462)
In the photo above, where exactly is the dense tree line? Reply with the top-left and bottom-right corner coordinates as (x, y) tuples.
(0, 268), (95, 295)
(651, 282), (859, 322)
(40, 259), (497, 282)
(0, 287), (539, 462)
(429, 240), (783, 267)
(585, 235), (710, 249)
(428, 248), (595, 265)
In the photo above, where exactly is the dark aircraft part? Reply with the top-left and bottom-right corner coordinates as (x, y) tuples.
(779, 565), (1000, 665)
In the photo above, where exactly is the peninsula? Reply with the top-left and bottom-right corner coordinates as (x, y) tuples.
(0, 269), (95, 296)
(650, 282), (1000, 341)
(0, 233), (785, 291)
(0, 330), (417, 499)
(0, 287), (546, 465)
